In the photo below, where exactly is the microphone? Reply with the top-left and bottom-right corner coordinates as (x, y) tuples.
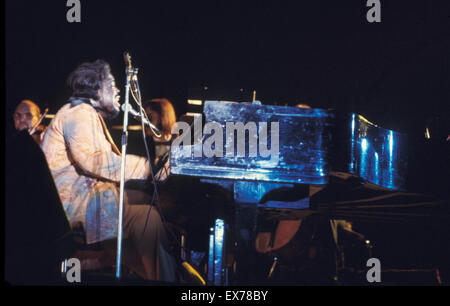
(121, 103), (147, 121)
(121, 103), (161, 135)
(123, 52), (132, 71)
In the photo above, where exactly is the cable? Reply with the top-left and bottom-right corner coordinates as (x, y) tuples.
(127, 74), (184, 262)
(131, 80), (161, 138)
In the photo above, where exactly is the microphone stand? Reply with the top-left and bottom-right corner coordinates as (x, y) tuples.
(116, 61), (138, 279)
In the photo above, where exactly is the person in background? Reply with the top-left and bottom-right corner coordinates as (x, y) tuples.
(144, 98), (177, 167)
(13, 99), (46, 144)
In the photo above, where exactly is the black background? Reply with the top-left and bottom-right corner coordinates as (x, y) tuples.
(5, 0), (450, 136)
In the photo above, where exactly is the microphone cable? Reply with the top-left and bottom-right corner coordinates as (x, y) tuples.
(126, 70), (186, 268)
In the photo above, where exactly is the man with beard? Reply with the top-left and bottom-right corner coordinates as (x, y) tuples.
(13, 99), (41, 132)
(40, 59), (177, 282)
(12, 99), (46, 144)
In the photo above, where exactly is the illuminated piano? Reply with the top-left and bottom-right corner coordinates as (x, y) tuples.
(171, 100), (409, 190)
(169, 100), (448, 284)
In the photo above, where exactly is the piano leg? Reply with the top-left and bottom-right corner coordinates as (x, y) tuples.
(234, 201), (259, 285)
(207, 218), (228, 286)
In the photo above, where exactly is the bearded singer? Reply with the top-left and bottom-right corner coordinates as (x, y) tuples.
(41, 59), (178, 281)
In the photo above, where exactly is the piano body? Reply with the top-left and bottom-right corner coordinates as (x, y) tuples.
(172, 100), (409, 187)
(169, 100), (449, 285)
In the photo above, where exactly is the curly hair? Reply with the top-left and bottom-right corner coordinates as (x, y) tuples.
(66, 59), (111, 101)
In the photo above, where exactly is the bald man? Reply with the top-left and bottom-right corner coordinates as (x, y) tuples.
(13, 100), (41, 131)
(13, 100), (45, 144)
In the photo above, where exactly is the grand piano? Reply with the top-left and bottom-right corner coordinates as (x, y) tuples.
(168, 100), (449, 285)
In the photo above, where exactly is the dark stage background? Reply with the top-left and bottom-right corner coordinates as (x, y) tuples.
(5, 0), (450, 138)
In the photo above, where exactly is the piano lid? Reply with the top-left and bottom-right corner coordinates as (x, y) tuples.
(346, 113), (408, 190)
(171, 100), (333, 185)
(171, 101), (410, 191)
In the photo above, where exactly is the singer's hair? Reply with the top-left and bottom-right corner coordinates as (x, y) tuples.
(66, 59), (112, 101)
(144, 98), (177, 140)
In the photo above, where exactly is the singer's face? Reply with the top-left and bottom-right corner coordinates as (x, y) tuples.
(13, 102), (39, 131)
(98, 74), (121, 119)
